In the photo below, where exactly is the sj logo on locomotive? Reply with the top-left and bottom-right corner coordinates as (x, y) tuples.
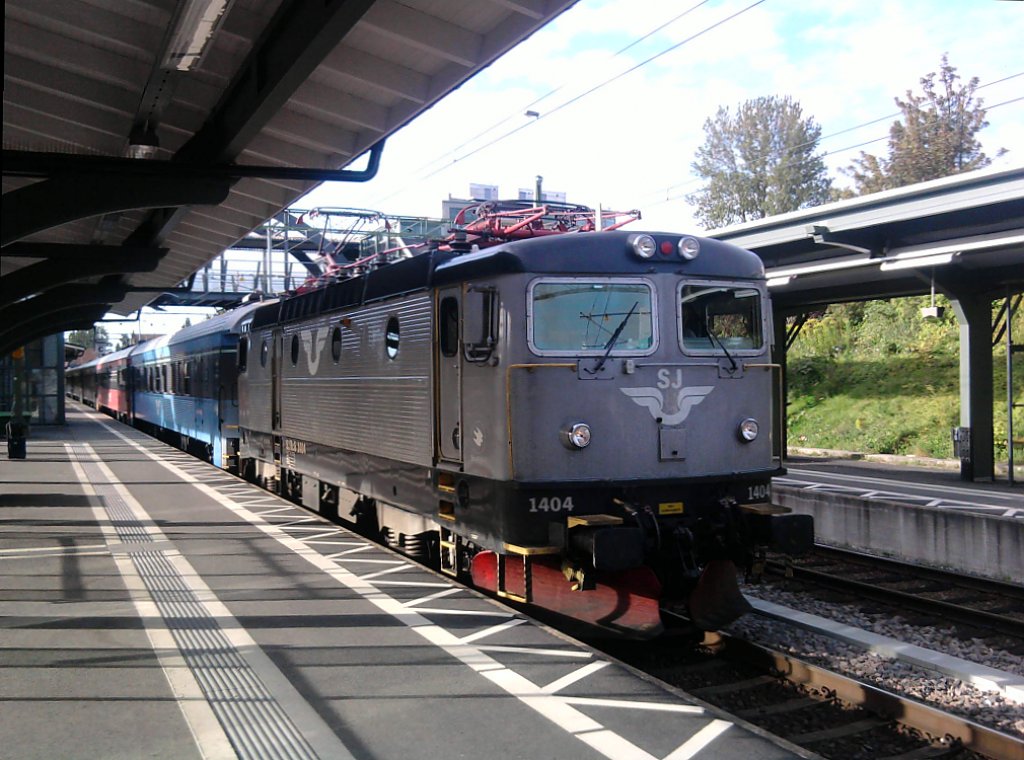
(302, 328), (328, 374)
(620, 371), (713, 426)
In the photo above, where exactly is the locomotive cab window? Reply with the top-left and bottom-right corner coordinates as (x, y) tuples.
(290, 334), (300, 366)
(528, 278), (656, 356)
(331, 326), (342, 362)
(238, 337), (248, 371)
(439, 297), (459, 357)
(679, 283), (763, 353)
(385, 317), (400, 359)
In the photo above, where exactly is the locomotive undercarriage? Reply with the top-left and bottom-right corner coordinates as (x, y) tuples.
(239, 431), (811, 635)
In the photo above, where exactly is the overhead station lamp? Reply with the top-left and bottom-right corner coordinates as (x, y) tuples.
(878, 252), (959, 271)
(161, 0), (234, 72)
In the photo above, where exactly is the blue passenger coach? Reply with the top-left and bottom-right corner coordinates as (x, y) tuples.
(131, 301), (267, 470)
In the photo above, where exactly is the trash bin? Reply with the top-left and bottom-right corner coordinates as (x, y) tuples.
(6, 420), (28, 459)
(951, 426), (971, 481)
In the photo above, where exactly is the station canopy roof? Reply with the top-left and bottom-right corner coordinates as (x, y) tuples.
(2, 0), (577, 352)
(710, 166), (1024, 313)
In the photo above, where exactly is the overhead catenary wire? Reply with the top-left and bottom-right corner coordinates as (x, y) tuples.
(419, 0), (768, 182)
(406, 0), (716, 180)
(330, 0), (1022, 219)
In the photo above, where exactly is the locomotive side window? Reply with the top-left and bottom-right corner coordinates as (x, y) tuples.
(680, 284), (763, 353)
(439, 297), (459, 357)
(331, 326), (342, 362)
(238, 337), (248, 371)
(529, 279), (655, 355)
(385, 317), (400, 359)
(290, 334), (300, 366)
(260, 340), (268, 368)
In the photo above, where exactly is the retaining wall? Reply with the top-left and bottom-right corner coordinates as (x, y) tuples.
(775, 486), (1023, 583)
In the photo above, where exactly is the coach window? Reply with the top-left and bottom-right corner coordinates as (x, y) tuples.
(290, 334), (300, 366)
(679, 283), (764, 354)
(331, 326), (342, 362)
(260, 340), (268, 368)
(385, 317), (400, 359)
(238, 337), (248, 371)
(439, 297), (459, 357)
(528, 278), (656, 356)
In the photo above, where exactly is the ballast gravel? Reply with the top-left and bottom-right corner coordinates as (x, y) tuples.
(726, 582), (1024, 739)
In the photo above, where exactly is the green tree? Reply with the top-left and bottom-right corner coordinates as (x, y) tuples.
(65, 329), (92, 349)
(65, 326), (110, 352)
(688, 95), (832, 228)
(846, 55), (1003, 194)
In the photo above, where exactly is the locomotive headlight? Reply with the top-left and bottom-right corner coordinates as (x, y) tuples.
(563, 422), (592, 449)
(630, 234), (657, 259)
(678, 236), (701, 260)
(738, 418), (759, 442)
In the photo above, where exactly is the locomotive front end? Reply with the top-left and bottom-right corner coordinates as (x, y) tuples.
(456, 232), (812, 634)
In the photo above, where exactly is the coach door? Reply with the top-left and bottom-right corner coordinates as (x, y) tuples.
(271, 330), (283, 430)
(436, 289), (462, 463)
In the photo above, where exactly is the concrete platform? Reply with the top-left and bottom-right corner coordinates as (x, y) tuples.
(775, 460), (1024, 583)
(0, 407), (808, 760)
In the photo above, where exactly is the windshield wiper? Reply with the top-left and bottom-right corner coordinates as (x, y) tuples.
(707, 326), (738, 373)
(586, 300), (638, 375)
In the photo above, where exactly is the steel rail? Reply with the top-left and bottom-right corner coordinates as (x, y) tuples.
(711, 632), (1024, 760)
(765, 547), (1024, 640)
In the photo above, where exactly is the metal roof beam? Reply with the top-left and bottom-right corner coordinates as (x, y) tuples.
(175, 0), (377, 165)
(3, 146), (384, 184)
(360, 0), (482, 68)
(0, 283), (129, 352)
(1, 170), (230, 247)
(0, 305), (109, 358)
(114, 0), (378, 253)
(320, 44), (429, 103)
(0, 244), (166, 309)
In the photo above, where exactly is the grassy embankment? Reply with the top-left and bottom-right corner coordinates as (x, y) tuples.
(785, 296), (1023, 460)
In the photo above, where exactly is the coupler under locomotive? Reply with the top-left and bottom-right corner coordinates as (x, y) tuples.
(470, 480), (813, 637)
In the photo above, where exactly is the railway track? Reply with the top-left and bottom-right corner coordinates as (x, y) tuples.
(761, 545), (1024, 642)
(598, 621), (1023, 760)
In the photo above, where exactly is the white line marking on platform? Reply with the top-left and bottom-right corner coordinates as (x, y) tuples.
(665, 720), (732, 760)
(0, 543), (107, 555)
(786, 468), (1024, 505)
(476, 645), (594, 659)
(359, 564), (414, 580)
(562, 697), (704, 714)
(0, 550), (110, 561)
(66, 441), (357, 760)
(371, 580), (451, 588)
(403, 588), (462, 607)
(65, 444), (236, 760)
(542, 661), (609, 693)
(323, 546), (373, 559)
(92, 415), (735, 760)
(412, 607), (516, 618)
(458, 619), (527, 644)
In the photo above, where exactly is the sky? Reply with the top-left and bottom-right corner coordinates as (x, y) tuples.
(109, 0), (1024, 343)
(299, 0), (1024, 230)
